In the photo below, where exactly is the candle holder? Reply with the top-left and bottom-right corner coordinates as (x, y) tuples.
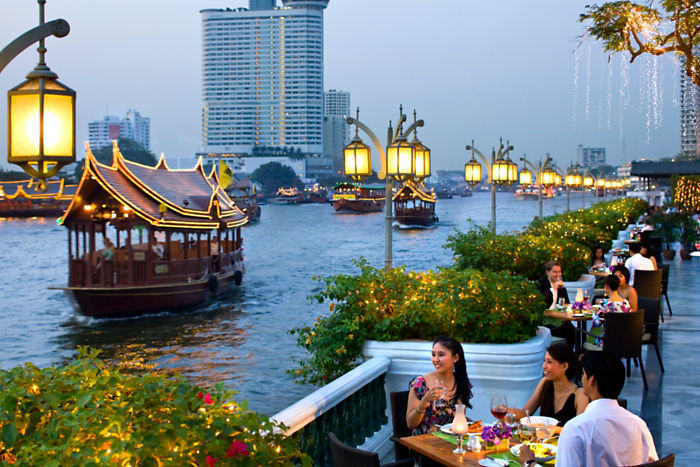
(451, 403), (468, 454)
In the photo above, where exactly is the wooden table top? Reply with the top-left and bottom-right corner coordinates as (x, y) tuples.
(543, 310), (593, 322)
(399, 434), (499, 467)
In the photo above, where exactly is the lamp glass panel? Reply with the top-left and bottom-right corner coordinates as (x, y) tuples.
(596, 179), (605, 188)
(415, 147), (431, 178)
(492, 161), (507, 183)
(344, 144), (371, 178)
(565, 174), (575, 186)
(9, 94), (40, 156)
(541, 170), (553, 186)
(519, 169), (532, 185)
(43, 94), (74, 156)
(555, 174), (562, 186)
(387, 143), (414, 178)
(464, 161), (481, 183)
(508, 162), (518, 182)
(574, 174), (582, 186)
(583, 175), (594, 187)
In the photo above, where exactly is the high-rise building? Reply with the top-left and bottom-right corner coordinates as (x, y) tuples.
(323, 89), (350, 174)
(200, 0), (329, 160)
(88, 110), (151, 151)
(324, 89), (350, 117)
(680, 63), (700, 160)
(577, 144), (606, 167)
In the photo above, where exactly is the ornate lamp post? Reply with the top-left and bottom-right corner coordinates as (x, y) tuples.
(344, 106), (425, 271)
(464, 138), (516, 233)
(520, 153), (555, 219)
(1, 0), (75, 191)
(582, 170), (595, 209)
(564, 164), (582, 212)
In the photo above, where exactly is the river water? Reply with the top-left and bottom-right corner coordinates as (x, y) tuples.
(0, 191), (600, 415)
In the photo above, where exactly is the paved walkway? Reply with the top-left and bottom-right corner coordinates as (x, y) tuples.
(620, 253), (700, 465)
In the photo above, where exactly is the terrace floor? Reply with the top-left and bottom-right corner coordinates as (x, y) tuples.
(620, 252), (700, 465)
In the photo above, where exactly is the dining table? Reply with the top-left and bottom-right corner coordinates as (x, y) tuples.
(544, 309), (594, 354)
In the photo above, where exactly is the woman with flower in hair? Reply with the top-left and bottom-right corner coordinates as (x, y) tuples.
(406, 335), (473, 435)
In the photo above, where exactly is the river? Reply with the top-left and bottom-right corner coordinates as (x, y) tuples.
(0, 191), (600, 415)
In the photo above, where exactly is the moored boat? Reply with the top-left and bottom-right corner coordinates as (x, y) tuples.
(270, 187), (300, 204)
(52, 142), (248, 318)
(0, 179), (77, 217)
(514, 184), (554, 199)
(393, 180), (438, 227)
(331, 182), (385, 213)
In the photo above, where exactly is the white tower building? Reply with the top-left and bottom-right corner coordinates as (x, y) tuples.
(680, 68), (700, 160)
(88, 110), (151, 151)
(200, 0), (329, 158)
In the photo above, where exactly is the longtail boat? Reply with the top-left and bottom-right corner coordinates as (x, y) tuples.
(331, 182), (385, 213)
(52, 142), (248, 318)
(393, 180), (438, 227)
(0, 179), (77, 217)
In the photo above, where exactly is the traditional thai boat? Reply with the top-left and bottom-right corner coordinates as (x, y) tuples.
(226, 178), (261, 221)
(52, 142), (248, 318)
(270, 187), (300, 204)
(514, 185), (554, 200)
(331, 182), (385, 213)
(0, 179), (77, 217)
(393, 180), (438, 227)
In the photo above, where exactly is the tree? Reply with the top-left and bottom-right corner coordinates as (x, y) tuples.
(74, 138), (157, 179)
(580, 1), (700, 86)
(250, 161), (304, 194)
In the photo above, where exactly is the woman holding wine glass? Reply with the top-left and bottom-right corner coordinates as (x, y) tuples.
(509, 342), (588, 427)
(406, 335), (474, 435)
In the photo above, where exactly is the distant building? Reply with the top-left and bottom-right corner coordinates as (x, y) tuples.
(88, 110), (151, 150)
(323, 89), (350, 175)
(577, 145), (606, 167)
(680, 60), (700, 160)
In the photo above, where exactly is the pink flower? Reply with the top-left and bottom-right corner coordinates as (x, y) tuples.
(206, 455), (217, 466)
(197, 391), (204, 399)
(203, 393), (214, 405)
(226, 440), (250, 458)
(414, 376), (425, 389)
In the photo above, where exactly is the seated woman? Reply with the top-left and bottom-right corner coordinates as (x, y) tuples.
(406, 335), (473, 435)
(640, 242), (659, 270)
(510, 342), (588, 427)
(589, 274), (632, 346)
(612, 265), (638, 311)
(590, 244), (606, 269)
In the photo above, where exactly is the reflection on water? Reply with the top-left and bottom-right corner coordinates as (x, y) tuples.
(0, 193), (600, 414)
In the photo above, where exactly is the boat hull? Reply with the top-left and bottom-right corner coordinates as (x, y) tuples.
(57, 270), (242, 318)
(332, 197), (385, 213)
(394, 213), (438, 227)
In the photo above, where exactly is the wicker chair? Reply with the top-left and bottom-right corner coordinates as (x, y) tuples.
(638, 297), (665, 372)
(328, 432), (413, 467)
(389, 391), (413, 461)
(660, 263), (672, 320)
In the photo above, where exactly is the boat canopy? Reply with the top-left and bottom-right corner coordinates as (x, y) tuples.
(392, 180), (436, 202)
(0, 178), (77, 201)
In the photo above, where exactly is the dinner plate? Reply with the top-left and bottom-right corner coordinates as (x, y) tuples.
(571, 313), (586, 317)
(510, 443), (557, 462)
(439, 422), (482, 435)
(478, 458), (508, 466)
(519, 416), (558, 427)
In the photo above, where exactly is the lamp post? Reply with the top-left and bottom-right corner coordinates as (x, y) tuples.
(464, 138), (517, 233)
(344, 106), (425, 271)
(582, 170), (594, 209)
(564, 163), (582, 212)
(1, 0), (74, 191)
(520, 153), (554, 219)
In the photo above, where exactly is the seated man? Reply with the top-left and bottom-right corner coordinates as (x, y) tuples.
(519, 351), (658, 467)
(624, 242), (655, 286)
(537, 260), (570, 309)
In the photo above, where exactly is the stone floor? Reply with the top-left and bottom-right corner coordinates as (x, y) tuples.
(619, 254), (700, 466)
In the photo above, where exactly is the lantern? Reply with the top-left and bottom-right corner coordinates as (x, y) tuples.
(412, 139), (431, 181)
(386, 136), (415, 181)
(554, 173), (562, 186)
(343, 136), (372, 181)
(596, 178), (606, 189)
(541, 164), (557, 187)
(604, 180), (612, 189)
(8, 70), (76, 189)
(464, 157), (482, 187)
(519, 168), (533, 185)
(583, 173), (594, 187)
(506, 156), (518, 185)
(491, 155), (510, 185)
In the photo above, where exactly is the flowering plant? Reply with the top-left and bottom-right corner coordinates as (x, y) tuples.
(481, 422), (513, 445)
(571, 300), (591, 312)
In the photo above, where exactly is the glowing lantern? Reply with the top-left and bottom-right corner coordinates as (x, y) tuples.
(519, 168), (533, 185)
(386, 136), (415, 182)
(464, 157), (482, 187)
(412, 139), (431, 181)
(343, 136), (372, 182)
(583, 173), (595, 187)
(491, 155), (510, 185)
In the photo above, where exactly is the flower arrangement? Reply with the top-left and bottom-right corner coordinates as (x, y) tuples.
(571, 300), (591, 312)
(481, 422), (513, 451)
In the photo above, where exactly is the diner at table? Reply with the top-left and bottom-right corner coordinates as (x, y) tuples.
(624, 242), (655, 286)
(537, 261), (575, 348)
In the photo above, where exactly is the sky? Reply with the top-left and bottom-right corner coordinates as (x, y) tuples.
(0, 0), (682, 172)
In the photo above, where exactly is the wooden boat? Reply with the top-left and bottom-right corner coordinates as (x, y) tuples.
(460, 186), (473, 197)
(297, 185), (329, 204)
(52, 142), (248, 318)
(226, 178), (261, 221)
(0, 179), (77, 217)
(331, 182), (385, 213)
(514, 185), (554, 200)
(270, 187), (300, 204)
(393, 180), (438, 227)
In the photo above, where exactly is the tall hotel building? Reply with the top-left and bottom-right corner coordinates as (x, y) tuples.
(680, 64), (700, 160)
(200, 0), (329, 158)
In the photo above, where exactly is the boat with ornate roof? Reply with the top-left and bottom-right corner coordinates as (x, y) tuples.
(331, 182), (386, 213)
(0, 179), (77, 217)
(51, 142), (248, 318)
(393, 180), (438, 227)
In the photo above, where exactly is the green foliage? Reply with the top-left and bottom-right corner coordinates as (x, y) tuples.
(679, 212), (699, 249)
(445, 223), (589, 282)
(0, 348), (310, 467)
(251, 162), (304, 194)
(289, 259), (544, 385)
(647, 210), (682, 249)
(74, 138), (157, 178)
(580, 1), (700, 87)
(0, 170), (33, 182)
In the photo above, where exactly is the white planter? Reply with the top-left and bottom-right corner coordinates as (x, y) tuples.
(563, 273), (596, 303)
(361, 327), (551, 421)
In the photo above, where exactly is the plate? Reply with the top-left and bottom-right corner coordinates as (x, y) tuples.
(510, 443), (557, 462)
(519, 416), (558, 427)
(440, 422), (482, 435)
(571, 313), (586, 317)
(479, 458), (508, 466)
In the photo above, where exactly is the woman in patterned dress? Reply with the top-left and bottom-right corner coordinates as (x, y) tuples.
(589, 274), (631, 346)
(406, 336), (473, 435)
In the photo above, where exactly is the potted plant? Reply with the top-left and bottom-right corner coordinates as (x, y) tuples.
(648, 211), (680, 260)
(679, 213), (699, 260)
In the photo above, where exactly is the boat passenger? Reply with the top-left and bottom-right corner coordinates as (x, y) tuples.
(509, 342), (588, 427)
(406, 335), (473, 435)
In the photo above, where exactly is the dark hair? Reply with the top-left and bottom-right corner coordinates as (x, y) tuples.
(433, 336), (473, 408)
(629, 242), (642, 254)
(590, 244), (604, 264)
(604, 274), (620, 291)
(580, 351), (626, 399)
(612, 265), (630, 284)
(539, 342), (578, 415)
(544, 260), (560, 272)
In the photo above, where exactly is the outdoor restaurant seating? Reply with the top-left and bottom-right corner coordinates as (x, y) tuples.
(328, 432), (413, 467)
(639, 296), (665, 372)
(580, 310), (648, 390)
(389, 390), (412, 461)
(630, 453), (676, 467)
(634, 269), (663, 321)
(661, 263), (672, 319)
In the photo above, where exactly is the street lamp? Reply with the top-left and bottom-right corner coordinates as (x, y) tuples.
(344, 105), (425, 271)
(564, 164), (582, 212)
(1, 0), (75, 191)
(582, 170), (595, 209)
(520, 153), (555, 219)
(410, 110), (431, 182)
(464, 138), (515, 233)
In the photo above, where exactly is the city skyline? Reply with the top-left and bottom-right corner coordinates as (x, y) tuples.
(0, 0), (683, 173)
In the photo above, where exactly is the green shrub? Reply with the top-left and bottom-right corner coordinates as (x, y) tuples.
(289, 259), (544, 385)
(0, 348), (310, 467)
(445, 223), (589, 281)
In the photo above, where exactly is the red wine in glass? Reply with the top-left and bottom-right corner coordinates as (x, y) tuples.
(490, 394), (508, 421)
(490, 407), (507, 420)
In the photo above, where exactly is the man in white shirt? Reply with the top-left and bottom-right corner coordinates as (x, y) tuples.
(624, 242), (654, 286)
(518, 351), (658, 467)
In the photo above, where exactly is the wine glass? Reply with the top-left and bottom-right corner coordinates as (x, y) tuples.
(434, 379), (446, 408)
(490, 394), (508, 422)
(535, 427), (551, 444)
(504, 412), (516, 427)
(583, 289), (590, 303)
(557, 297), (566, 308)
(517, 425), (535, 445)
